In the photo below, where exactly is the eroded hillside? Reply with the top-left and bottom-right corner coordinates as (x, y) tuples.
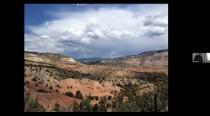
(24, 50), (168, 112)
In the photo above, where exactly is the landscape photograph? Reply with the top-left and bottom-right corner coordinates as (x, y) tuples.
(24, 4), (168, 112)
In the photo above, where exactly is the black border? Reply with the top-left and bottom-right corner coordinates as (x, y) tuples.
(25, 0), (169, 4)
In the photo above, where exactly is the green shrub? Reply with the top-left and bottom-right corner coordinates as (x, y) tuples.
(24, 95), (45, 112)
(49, 86), (53, 90)
(56, 89), (59, 93)
(73, 98), (92, 112)
(37, 89), (47, 93)
(108, 96), (112, 100)
(106, 103), (111, 108)
(96, 96), (99, 100)
(92, 104), (99, 112)
(54, 103), (60, 112)
(65, 91), (73, 97)
(32, 78), (37, 82)
(75, 90), (83, 99)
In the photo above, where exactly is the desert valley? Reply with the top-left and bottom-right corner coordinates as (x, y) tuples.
(24, 49), (168, 112)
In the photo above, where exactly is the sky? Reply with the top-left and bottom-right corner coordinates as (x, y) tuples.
(24, 4), (168, 59)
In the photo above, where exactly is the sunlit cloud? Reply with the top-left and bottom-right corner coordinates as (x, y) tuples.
(25, 4), (168, 59)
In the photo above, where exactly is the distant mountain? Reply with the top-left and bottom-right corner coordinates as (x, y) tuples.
(138, 49), (168, 56)
(76, 57), (102, 63)
(90, 49), (168, 67)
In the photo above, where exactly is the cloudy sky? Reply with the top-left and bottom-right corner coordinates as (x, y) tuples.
(25, 4), (168, 59)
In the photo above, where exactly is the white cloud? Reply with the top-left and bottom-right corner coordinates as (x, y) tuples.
(25, 4), (168, 58)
